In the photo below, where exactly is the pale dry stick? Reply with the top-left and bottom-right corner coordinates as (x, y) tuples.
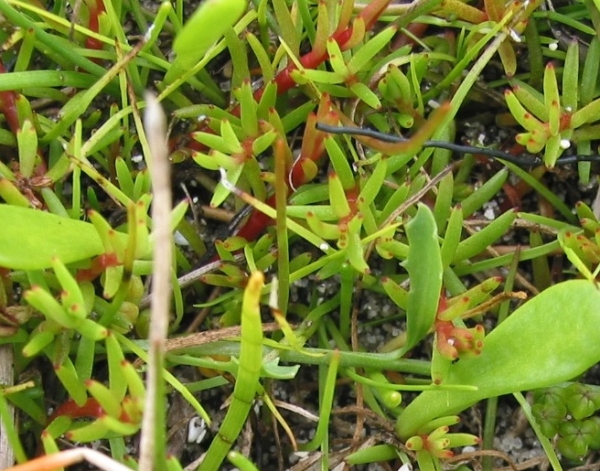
(0, 345), (15, 470)
(445, 450), (520, 471)
(568, 462), (600, 471)
(138, 253), (246, 310)
(198, 204), (237, 222)
(353, 1), (414, 15)
(287, 452), (323, 471)
(2, 449), (133, 471)
(446, 449), (522, 471)
(467, 217), (562, 237)
(164, 322), (283, 353)
(271, 400), (319, 422)
(183, 455), (204, 471)
(138, 92), (172, 471)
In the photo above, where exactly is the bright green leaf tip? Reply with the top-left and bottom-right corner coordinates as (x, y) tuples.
(164, 0), (248, 84)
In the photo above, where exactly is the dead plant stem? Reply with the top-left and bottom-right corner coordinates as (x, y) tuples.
(138, 92), (171, 471)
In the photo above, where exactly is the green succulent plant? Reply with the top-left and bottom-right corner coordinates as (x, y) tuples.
(4, 0), (600, 470)
(533, 383), (600, 461)
(504, 39), (600, 168)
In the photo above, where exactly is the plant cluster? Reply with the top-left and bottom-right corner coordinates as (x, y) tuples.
(0, 0), (599, 470)
(533, 384), (600, 461)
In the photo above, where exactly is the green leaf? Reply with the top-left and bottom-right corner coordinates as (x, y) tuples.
(586, 417), (600, 449)
(531, 401), (567, 438)
(564, 383), (600, 420)
(325, 137), (355, 190)
(562, 40), (579, 112)
(452, 210), (516, 263)
(580, 38), (600, 106)
(543, 62), (560, 135)
(401, 204), (443, 354)
(558, 420), (594, 460)
(261, 358), (300, 379)
(17, 120), (38, 178)
(0, 205), (103, 269)
(164, 0), (248, 84)
(201, 272), (264, 471)
(511, 81), (548, 122)
(350, 82), (382, 109)
(348, 26), (397, 75)
(397, 280), (600, 439)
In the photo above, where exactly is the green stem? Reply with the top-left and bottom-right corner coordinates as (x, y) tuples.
(167, 341), (431, 376)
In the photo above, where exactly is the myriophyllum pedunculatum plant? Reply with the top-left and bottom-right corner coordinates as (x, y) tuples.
(405, 416), (480, 471)
(504, 39), (600, 167)
(427, 0), (543, 77)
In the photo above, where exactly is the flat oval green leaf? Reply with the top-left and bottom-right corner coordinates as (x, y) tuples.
(401, 204), (443, 354)
(0, 205), (103, 269)
(397, 280), (600, 439)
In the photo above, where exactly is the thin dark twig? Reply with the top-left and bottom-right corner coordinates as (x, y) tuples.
(315, 123), (600, 167)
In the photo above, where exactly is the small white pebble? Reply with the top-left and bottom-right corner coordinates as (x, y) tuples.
(427, 99), (440, 109)
(549, 42), (559, 51)
(398, 464), (413, 471)
(484, 206), (496, 220)
(131, 154), (143, 163)
(560, 139), (571, 149)
(319, 242), (330, 252)
(187, 417), (207, 444)
(174, 231), (189, 246)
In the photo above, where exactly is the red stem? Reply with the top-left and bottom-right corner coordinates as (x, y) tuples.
(180, 4), (393, 250)
(85, 0), (105, 52)
(49, 397), (131, 423)
(0, 61), (21, 134)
